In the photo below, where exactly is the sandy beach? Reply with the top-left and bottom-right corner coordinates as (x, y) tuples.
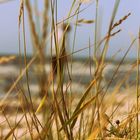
(0, 59), (139, 139)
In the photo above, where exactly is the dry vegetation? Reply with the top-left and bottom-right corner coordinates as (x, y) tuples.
(0, 0), (140, 139)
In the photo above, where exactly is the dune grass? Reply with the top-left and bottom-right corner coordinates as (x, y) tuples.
(0, 0), (140, 139)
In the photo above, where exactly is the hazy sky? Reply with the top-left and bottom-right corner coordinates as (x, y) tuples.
(0, 0), (140, 58)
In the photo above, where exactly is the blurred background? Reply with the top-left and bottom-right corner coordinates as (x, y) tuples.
(0, 0), (140, 59)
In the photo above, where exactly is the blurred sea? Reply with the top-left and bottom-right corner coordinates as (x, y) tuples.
(0, 56), (139, 97)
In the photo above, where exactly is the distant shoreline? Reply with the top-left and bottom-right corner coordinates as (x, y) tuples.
(0, 54), (137, 65)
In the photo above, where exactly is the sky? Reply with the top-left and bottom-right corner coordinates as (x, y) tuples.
(0, 0), (140, 59)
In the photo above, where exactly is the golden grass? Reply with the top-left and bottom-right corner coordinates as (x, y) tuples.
(0, 0), (140, 139)
(0, 56), (16, 64)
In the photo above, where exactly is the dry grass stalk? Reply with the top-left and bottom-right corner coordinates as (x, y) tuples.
(25, 0), (48, 97)
(111, 13), (131, 30)
(25, 0), (40, 50)
(18, 0), (24, 27)
(0, 56), (16, 64)
(106, 29), (122, 39)
(41, 0), (49, 48)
